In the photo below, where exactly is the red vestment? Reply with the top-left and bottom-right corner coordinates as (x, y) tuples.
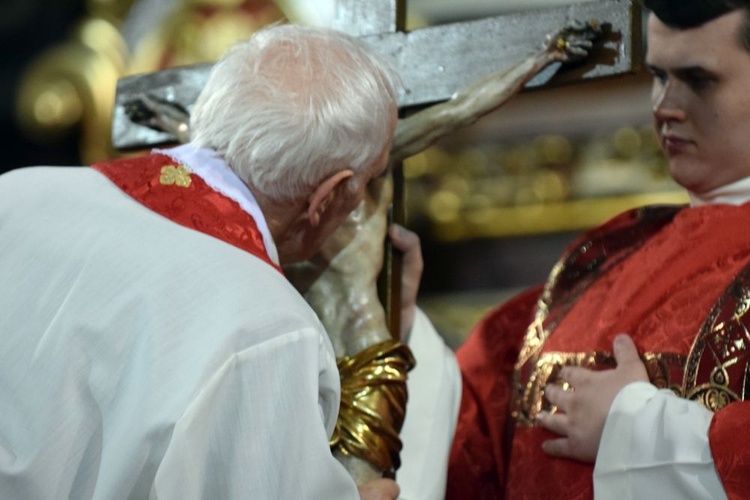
(92, 152), (280, 272)
(447, 203), (750, 499)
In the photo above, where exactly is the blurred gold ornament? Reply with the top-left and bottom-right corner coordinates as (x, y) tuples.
(16, 15), (129, 162)
(15, 0), (291, 163)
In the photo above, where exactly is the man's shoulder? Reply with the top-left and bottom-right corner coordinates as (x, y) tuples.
(560, 204), (684, 275)
(0, 165), (101, 191)
(579, 204), (685, 246)
(0, 166), (114, 213)
(1, 165), (86, 182)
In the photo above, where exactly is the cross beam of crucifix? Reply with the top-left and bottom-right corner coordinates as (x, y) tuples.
(110, 0), (641, 151)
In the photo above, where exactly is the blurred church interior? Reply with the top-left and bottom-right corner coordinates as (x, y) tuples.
(0, 0), (688, 348)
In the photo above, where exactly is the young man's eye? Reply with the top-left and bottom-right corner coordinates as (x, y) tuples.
(648, 67), (667, 84)
(681, 69), (717, 92)
(651, 71), (667, 83)
(692, 77), (715, 91)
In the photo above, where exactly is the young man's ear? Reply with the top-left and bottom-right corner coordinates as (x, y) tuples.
(307, 169), (354, 226)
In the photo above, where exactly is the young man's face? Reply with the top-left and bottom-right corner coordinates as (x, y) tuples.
(647, 10), (750, 194)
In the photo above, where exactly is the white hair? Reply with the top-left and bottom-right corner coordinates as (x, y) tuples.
(189, 24), (400, 202)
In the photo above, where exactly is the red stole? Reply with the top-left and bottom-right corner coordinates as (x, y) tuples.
(92, 153), (281, 273)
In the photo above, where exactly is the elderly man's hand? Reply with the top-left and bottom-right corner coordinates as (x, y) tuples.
(536, 334), (649, 462)
(357, 478), (400, 500)
(388, 224), (423, 342)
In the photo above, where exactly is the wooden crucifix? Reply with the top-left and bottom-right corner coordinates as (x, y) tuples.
(111, 0), (642, 334)
(112, 0), (641, 148)
(109, 0), (642, 483)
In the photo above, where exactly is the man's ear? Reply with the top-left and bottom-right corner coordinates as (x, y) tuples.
(307, 169), (354, 226)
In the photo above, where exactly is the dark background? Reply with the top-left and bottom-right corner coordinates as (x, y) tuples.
(1, 0), (87, 173)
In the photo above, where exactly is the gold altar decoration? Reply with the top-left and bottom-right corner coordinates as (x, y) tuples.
(403, 125), (689, 240)
(15, 0), (289, 164)
(126, 0), (285, 73)
(330, 340), (416, 474)
(16, 9), (131, 162)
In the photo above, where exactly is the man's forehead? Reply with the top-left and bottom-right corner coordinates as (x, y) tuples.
(646, 10), (744, 67)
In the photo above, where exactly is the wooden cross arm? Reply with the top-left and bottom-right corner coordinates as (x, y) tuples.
(110, 0), (640, 151)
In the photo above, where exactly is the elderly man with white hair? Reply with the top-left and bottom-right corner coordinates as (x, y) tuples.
(0, 24), (400, 499)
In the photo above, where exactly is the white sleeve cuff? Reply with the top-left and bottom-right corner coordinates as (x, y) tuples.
(594, 381), (725, 500)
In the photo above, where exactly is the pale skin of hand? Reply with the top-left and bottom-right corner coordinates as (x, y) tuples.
(357, 478), (400, 500)
(536, 334), (650, 462)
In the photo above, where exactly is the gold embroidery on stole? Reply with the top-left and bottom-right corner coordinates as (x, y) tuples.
(159, 164), (192, 188)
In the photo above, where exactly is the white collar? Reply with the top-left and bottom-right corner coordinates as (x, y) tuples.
(154, 143), (279, 265)
(688, 176), (750, 207)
